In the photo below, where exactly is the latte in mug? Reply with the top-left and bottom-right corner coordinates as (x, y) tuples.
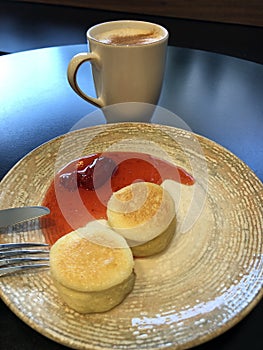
(67, 20), (169, 116)
(95, 27), (165, 45)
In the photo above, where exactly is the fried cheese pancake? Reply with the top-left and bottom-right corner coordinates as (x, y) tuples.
(50, 220), (135, 313)
(107, 182), (176, 257)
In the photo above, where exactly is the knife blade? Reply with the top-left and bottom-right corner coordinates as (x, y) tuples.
(0, 206), (50, 227)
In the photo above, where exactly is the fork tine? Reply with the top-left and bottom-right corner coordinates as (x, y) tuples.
(0, 242), (49, 258)
(0, 263), (49, 277)
(0, 242), (49, 250)
(0, 249), (49, 258)
(0, 256), (50, 267)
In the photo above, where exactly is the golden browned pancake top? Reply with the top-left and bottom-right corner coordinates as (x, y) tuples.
(50, 221), (134, 292)
(107, 182), (176, 242)
(113, 182), (163, 225)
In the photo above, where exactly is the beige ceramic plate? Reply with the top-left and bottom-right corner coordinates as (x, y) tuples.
(0, 123), (262, 349)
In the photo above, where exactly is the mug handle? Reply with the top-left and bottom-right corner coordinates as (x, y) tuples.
(67, 52), (104, 108)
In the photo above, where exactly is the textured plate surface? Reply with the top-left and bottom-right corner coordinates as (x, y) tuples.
(0, 122), (262, 349)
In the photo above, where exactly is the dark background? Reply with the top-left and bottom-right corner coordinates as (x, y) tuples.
(0, 1), (263, 63)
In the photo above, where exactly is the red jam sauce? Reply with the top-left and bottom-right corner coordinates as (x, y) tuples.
(41, 152), (194, 245)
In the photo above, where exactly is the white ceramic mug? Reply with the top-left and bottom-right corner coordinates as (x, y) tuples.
(67, 20), (168, 117)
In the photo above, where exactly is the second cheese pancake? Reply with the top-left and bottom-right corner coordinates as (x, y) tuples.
(107, 182), (176, 257)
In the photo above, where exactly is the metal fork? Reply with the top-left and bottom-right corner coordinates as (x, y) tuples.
(0, 242), (50, 277)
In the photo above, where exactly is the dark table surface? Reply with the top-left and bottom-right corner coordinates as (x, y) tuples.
(0, 44), (262, 349)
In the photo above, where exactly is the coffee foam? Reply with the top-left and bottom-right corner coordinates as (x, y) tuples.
(95, 27), (163, 45)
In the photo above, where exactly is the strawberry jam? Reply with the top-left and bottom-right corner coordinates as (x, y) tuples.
(41, 152), (194, 245)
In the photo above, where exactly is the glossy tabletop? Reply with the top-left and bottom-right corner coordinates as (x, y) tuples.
(0, 44), (262, 350)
